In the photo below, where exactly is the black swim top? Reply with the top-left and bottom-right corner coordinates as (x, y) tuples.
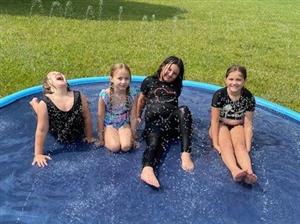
(211, 87), (255, 120)
(140, 75), (181, 118)
(43, 90), (85, 143)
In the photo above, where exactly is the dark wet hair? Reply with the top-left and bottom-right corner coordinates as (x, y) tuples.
(225, 65), (247, 80)
(155, 55), (185, 91)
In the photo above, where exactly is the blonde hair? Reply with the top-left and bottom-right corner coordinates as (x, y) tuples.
(109, 63), (131, 111)
(110, 63), (131, 78)
(43, 71), (70, 94)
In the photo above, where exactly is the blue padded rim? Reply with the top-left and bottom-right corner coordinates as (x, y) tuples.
(1, 76), (299, 122)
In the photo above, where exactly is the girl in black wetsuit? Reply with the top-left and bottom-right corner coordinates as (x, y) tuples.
(136, 56), (194, 188)
(209, 65), (257, 184)
(30, 71), (94, 168)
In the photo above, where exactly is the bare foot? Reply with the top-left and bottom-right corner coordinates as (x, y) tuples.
(29, 97), (39, 114)
(181, 152), (194, 172)
(140, 166), (160, 188)
(245, 173), (257, 185)
(233, 170), (248, 182)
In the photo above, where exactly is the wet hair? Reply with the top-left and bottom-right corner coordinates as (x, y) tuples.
(109, 63), (132, 111)
(155, 56), (185, 93)
(225, 65), (247, 80)
(42, 72), (70, 94)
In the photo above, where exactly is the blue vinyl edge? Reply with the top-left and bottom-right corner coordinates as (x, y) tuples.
(1, 76), (300, 122)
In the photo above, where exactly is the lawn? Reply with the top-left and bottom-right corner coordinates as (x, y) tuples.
(0, 0), (299, 111)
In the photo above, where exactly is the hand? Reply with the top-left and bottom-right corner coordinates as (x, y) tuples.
(83, 137), (96, 144)
(32, 154), (52, 168)
(136, 117), (142, 125)
(132, 136), (139, 149)
(95, 138), (104, 147)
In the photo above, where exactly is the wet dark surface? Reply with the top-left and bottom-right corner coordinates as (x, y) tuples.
(1, 82), (300, 224)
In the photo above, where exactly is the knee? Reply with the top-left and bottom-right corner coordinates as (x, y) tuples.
(106, 143), (121, 152)
(208, 127), (212, 138)
(148, 140), (158, 149)
(121, 143), (132, 152)
(146, 133), (160, 148)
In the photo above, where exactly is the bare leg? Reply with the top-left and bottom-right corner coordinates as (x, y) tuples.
(209, 126), (220, 153)
(104, 126), (121, 152)
(118, 124), (133, 152)
(181, 152), (194, 171)
(219, 124), (246, 181)
(230, 126), (253, 173)
(140, 166), (160, 188)
(230, 126), (257, 184)
(208, 126), (212, 139)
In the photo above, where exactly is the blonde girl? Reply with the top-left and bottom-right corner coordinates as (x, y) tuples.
(30, 71), (94, 167)
(97, 63), (138, 152)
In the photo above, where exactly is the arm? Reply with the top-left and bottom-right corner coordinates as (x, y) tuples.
(32, 101), (52, 167)
(97, 98), (106, 146)
(136, 92), (146, 122)
(81, 94), (94, 143)
(210, 107), (221, 154)
(244, 111), (254, 152)
(130, 95), (138, 140)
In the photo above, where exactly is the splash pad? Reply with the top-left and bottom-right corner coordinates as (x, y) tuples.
(1, 76), (300, 224)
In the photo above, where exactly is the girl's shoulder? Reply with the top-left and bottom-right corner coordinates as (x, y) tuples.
(141, 75), (158, 92)
(99, 89), (110, 103)
(242, 87), (253, 96)
(144, 74), (156, 80)
(211, 87), (227, 106)
(43, 93), (54, 104)
(213, 87), (227, 96)
(99, 88), (110, 96)
(241, 88), (254, 100)
(142, 75), (157, 84)
(69, 90), (81, 100)
(72, 90), (80, 95)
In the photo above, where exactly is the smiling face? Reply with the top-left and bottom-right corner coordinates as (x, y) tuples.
(159, 63), (180, 83)
(47, 71), (67, 87)
(225, 70), (246, 94)
(110, 68), (131, 91)
(43, 71), (68, 93)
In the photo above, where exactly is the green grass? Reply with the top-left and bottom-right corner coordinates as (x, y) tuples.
(0, 0), (299, 111)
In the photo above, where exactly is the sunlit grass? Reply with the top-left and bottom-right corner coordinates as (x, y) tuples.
(0, 0), (299, 111)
